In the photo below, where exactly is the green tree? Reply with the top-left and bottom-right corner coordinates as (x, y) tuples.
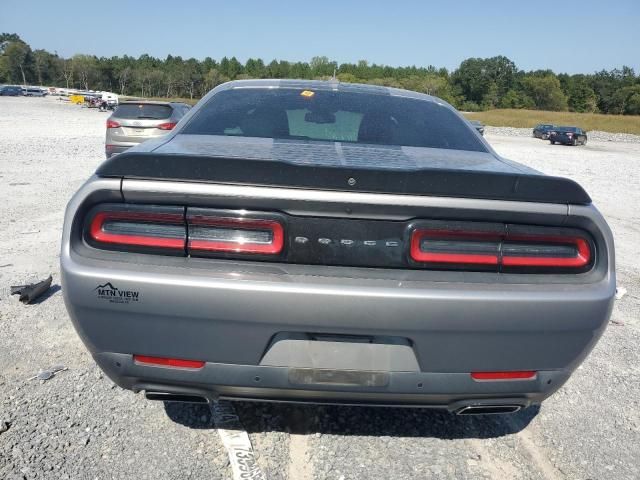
(203, 68), (228, 92)
(310, 56), (336, 78)
(72, 54), (97, 90)
(611, 85), (640, 115)
(3, 40), (33, 84)
(626, 91), (640, 115)
(520, 75), (568, 111)
(337, 72), (357, 83)
(499, 89), (535, 109)
(452, 56), (517, 104)
(245, 58), (266, 78)
(481, 82), (500, 109)
(567, 81), (598, 113)
(181, 58), (202, 99)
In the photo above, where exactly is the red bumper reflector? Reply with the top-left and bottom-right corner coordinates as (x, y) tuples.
(133, 355), (205, 369)
(471, 371), (537, 381)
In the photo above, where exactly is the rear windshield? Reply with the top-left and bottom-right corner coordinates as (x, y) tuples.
(183, 88), (487, 152)
(114, 104), (172, 120)
(556, 127), (578, 132)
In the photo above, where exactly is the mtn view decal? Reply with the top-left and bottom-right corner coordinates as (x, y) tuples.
(94, 282), (140, 304)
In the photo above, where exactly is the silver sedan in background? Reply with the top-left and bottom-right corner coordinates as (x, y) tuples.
(105, 101), (191, 157)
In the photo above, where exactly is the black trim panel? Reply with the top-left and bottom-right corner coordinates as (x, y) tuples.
(96, 152), (592, 205)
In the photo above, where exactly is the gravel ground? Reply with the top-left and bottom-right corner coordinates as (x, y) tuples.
(1, 96), (639, 479)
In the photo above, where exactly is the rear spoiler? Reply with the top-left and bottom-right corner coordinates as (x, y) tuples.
(96, 152), (591, 205)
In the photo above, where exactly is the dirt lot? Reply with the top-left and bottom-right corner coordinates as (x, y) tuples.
(0, 96), (639, 480)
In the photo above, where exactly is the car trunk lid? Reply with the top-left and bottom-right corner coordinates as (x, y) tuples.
(96, 134), (591, 205)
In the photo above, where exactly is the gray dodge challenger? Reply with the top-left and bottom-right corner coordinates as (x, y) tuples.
(61, 80), (615, 415)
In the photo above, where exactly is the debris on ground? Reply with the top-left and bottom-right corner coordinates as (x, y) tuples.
(211, 401), (266, 480)
(0, 420), (10, 434)
(10, 275), (52, 304)
(615, 286), (627, 300)
(27, 365), (67, 382)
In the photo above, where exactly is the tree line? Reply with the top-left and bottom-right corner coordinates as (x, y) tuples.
(2, 33), (639, 115)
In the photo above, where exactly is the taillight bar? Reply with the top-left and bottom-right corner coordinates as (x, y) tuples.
(84, 204), (594, 273)
(85, 204), (285, 258)
(471, 371), (537, 381)
(410, 225), (593, 272)
(133, 355), (205, 369)
(106, 119), (120, 129)
(156, 122), (177, 130)
(410, 230), (500, 265)
(187, 210), (284, 255)
(87, 206), (186, 251)
(502, 235), (591, 268)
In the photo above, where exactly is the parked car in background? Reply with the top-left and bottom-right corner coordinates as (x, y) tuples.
(0, 85), (23, 96)
(105, 101), (191, 157)
(532, 124), (555, 139)
(549, 126), (588, 146)
(63, 80), (614, 415)
(101, 92), (119, 109)
(469, 119), (485, 135)
(23, 87), (46, 97)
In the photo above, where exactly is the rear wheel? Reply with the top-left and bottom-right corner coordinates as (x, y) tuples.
(542, 133), (549, 140)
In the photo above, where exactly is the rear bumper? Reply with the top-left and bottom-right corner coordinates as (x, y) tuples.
(62, 249), (614, 406)
(550, 137), (575, 145)
(105, 138), (150, 157)
(61, 177), (616, 407)
(96, 351), (571, 409)
(105, 143), (134, 158)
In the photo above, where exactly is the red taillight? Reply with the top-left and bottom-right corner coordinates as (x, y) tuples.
(106, 119), (120, 129)
(133, 355), (205, 369)
(188, 214), (284, 255)
(471, 371), (537, 381)
(410, 230), (500, 265)
(410, 227), (592, 272)
(501, 235), (591, 268)
(156, 122), (177, 130)
(86, 205), (286, 257)
(88, 209), (186, 250)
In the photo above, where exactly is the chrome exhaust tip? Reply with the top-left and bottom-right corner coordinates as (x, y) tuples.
(145, 391), (210, 404)
(456, 404), (522, 415)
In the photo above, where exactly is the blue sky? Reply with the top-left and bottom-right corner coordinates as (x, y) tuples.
(2, 0), (638, 74)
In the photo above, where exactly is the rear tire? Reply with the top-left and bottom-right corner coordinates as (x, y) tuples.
(542, 133), (549, 140)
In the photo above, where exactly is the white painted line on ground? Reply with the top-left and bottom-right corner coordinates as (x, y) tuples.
(211, 401), (267, 480)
